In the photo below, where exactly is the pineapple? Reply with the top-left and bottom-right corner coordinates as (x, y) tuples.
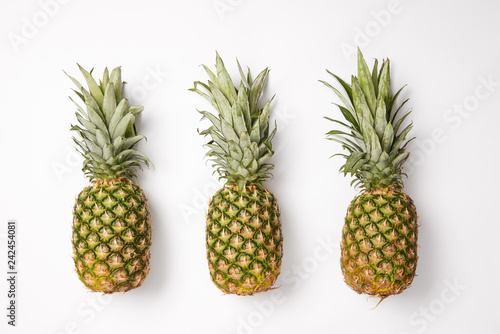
(321, 49), (418, 299)
(67, 65), (152, 293)
(191, 53), (283, 295)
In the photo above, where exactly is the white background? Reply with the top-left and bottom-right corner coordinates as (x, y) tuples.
(1, 0), (499, 333)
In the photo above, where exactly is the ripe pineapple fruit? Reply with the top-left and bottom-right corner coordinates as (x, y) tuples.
(67, 65), (152, 293)
(321, 49), (418, 299)
(191, 53), (283, 295)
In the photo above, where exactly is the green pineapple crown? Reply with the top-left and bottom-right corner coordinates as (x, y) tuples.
(66, 65), (151, 181)
(321, 48), (414, 191)
(191, 52), (276, 190)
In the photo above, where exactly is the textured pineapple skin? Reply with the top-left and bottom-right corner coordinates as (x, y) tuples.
(341, 188), (418, 297)
(72, 179), (151, 293)
(206, 184), (283, 295)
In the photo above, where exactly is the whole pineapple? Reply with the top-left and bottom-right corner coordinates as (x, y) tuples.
(191, 53), (283, 295)
(67, 65), (152, 293)
(321, 49), (418, 299)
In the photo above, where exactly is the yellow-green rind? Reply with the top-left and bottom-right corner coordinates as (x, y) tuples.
(340, 188), (418, 297)
(72, 178), (151, 293)
(206, 184), (282, 295)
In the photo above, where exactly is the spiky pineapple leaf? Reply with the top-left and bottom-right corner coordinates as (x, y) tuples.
(357, 49), (377, 113)
(322, 49), (414, 191)
(67, 65), (151, 181)
(192, 53), (276, 189)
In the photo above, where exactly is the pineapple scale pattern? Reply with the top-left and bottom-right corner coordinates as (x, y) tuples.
(340, 188), (418, 297)
(72, 179), (151, 293)
(206, 185), (283, 295)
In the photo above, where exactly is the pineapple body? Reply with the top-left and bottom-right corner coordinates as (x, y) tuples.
(341, 188), (417, 297)
(323, 49), (418, 299)
(206, 184), (282, 295)
(67, 65), (152, 293)
(193, 53), (282, 294)
(72, 178), (151, 293)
